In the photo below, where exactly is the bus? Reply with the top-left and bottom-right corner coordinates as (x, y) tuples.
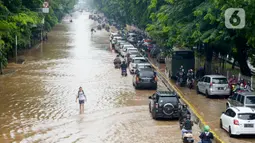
(165, 47), (195, 80)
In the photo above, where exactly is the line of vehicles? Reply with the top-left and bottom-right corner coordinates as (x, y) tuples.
(88, 10), (255, 140)
(110, 30), (255, 139)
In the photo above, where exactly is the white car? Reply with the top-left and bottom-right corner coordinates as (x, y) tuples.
(121, 45), (134, 56)
(129, 57), (147, 74)
(111, 36), (123, 45)
(110, 33), (120, 41)
(196, 75), (230, 98)
(220, 107), (255, 136)
(126, 48), (138, 55)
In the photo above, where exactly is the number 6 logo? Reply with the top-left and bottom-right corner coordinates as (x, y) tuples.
(225, 8), (245, 29)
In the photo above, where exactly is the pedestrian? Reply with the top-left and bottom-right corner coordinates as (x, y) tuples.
(76, 87), (87, 114)
(199, 125), (214, 143)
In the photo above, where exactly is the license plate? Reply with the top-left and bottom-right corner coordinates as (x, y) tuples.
(218, 87), (224, 90)
(143, 79), (150, 82)
(244, 124), (254, 128)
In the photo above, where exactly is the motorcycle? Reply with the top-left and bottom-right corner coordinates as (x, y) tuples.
(114, 63), (121, 69)
(177, 72), (186, 87)
(187, 78), (194, 89)
(182, 131), (194, 143)
(121, 68), (127, 76)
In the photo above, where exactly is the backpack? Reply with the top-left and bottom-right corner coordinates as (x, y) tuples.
(200, 132), (212, 143)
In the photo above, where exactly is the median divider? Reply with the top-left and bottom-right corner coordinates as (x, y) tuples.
(148, 59), (224, 143)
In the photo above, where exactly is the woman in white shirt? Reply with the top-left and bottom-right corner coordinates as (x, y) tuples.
(76, 87), (87, 114)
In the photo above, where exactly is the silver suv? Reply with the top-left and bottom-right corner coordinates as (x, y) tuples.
(226, 91), (255, 109)
(196, 75), (230, 98)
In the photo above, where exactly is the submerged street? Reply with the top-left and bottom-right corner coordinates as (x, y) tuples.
(0, 12), (189, 143)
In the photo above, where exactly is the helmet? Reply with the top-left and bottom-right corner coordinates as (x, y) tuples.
(190, 69), (193, 72)
(182, 69), (184, 72)
(122, 61), (125, 64)
(204, 125), (210, 132)
(180, 65), (183, 69)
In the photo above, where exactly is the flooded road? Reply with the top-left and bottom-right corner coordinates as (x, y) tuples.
(0, 12), (191, 143)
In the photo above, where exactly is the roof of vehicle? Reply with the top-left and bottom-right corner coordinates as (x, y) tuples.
(138, 68), (154, 72)
(204, 75), (227, 78)
(123, 44), (134, 47)
(132, 57), (146, 60)
(128, 33), (137, 35)
(127, 48), (137, 50)
(111, 33), (119, 35)
(115, 37), (124, 39)
(156, 91), (177, 97)
(235, 91), (255, 96)
(137, 63), (151, 66)
(229, 107), (255, 113)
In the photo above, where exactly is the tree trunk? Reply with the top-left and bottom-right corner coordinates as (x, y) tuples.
(236, 37), (251, 76)
(204, 44), (213, 74)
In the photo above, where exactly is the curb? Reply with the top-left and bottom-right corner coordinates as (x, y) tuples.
(147, 58), (224, 143)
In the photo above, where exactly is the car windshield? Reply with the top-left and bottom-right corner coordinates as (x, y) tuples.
(246, 96), (255, 104)
(130, 52), (139, 55)
(212, 78), (228, 84)
(134, 59), (146, 63)
(139, 71), (154, 77)
(128, 49), (138, 53)
(138, 65), (151, 69)
(159, 96), (178, 103)
(238, 113), (255, 120)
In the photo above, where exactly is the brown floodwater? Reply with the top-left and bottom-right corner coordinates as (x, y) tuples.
(0, 11), (196, 143)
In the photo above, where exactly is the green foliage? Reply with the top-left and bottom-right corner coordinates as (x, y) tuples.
(0, 0), (77, 67)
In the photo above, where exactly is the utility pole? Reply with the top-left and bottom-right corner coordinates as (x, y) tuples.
(15, 35), (17, 63)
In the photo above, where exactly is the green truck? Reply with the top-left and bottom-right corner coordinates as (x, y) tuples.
(165, 47), (195, 80)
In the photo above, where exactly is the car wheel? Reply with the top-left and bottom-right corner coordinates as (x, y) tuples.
(196, 86), (200, 94)
(206, 90), (210, 98)
(220, 119), (223, 129)
(229, 126), (233, 137)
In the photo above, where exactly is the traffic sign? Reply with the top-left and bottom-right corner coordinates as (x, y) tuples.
(43, 2), (49, 8)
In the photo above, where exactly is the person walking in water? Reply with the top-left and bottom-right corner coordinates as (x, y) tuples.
(76, 87), (87, 114)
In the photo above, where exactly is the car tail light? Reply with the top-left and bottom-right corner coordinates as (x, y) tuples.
(209, 82), (213, 88)
(233, 119), (239, 125)
(155, 103), (159, 108)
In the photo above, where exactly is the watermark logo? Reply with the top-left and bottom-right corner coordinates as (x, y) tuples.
(225, 8), (245, 29)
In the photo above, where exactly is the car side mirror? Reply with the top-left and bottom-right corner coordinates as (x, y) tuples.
(148, 96), (152, 99)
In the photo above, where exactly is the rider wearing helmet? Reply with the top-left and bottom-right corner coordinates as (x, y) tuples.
(181, 114), (193, 137)
(114, 55), (121, 65)
(187, 69), (194, 82)
(199, 125), (214, 143)
(120, 61), (127, 71)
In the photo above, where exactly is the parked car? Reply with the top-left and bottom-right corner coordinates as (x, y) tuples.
(226, 91), (255, 109)
(111, 36), (124, 48)
(126, 48), (138, 55)
(129, 57), (147, 74)
(120, 44), (134, 56)
(148, 91), (181, 119)
(115, 40), (127, 52)
(125, 51), (141, 64)
(134, 63), (152, 73)
(133, 68), (157, 89)
(150, 47), (160, 58)
(118, 42), (130, 53)
(196, 75), (230, 98)
(220, 107), (255, 137)
(110, 33), (120, 42)
(156, 52), (166, 63)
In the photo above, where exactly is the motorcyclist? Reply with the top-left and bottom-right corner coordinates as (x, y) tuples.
(181, 114), (193, 137)
(91, 28), (96, 35)
(179, 105), (191, 125)
(177, 68), (185, 84)
(114, 55), (121, 65)
(245, 81), (253, 91)
(199, 125), (214, 143)
(126, 53), (131, 65)
(233, 82), (245, 93)
(120, 61), (128, 74)
(186, 69), (194, 82)
(239, 78), (247, 87)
